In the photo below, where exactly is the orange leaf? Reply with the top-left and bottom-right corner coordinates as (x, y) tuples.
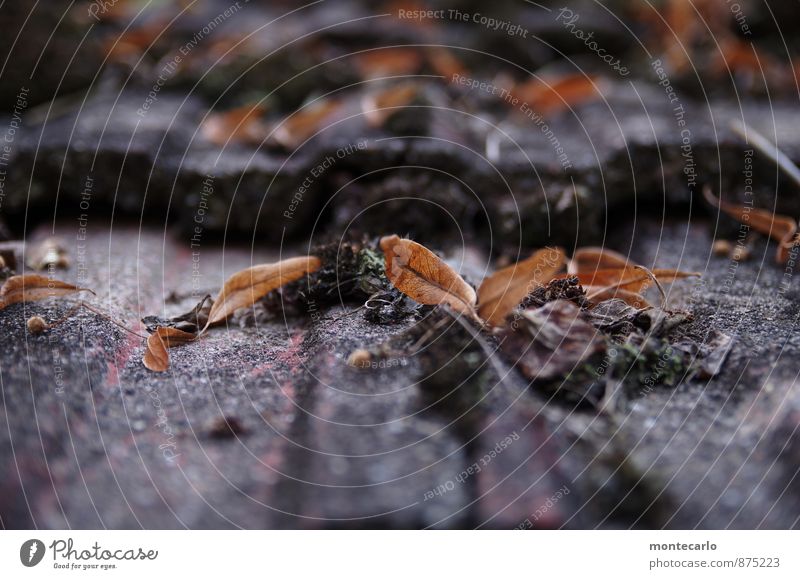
(202, 103), (266, 146)
(513, 74), (601, 115)
(427, 47), (467, 78)
(704, 186), (797, 264)
(477, 247), (565, 326)
(205, 256), (321, 328)
(572, 267), (699, 295)
(380, 235), (477, 318)
(354, 48), (423, 79)
(273, 100), (342, 149)
(361, 82), (419, 127)
(568, 247), (631, 274)
(0, 275), (93, 310)
(143, 326), (197, 372)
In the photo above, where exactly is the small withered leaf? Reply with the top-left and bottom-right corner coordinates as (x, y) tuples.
(379, 235), (477, 319)
(273, 99), (342, 149)
(142, 295), (212, 334)
(704, 186), (798, 264)
(354, 48), (423, 79)
(562, 263), (699, 310)
(477, 247), (565, 326)
(426, 47), (467, 78)
(205, 256), (321, 329)
(0, 275), (93, 310)
(143, 326), (197, 373)
(585, 286), (652, 310)
(501, 299), (606, 383)
(513, 74), (601, 115)
(568, 246), (631, 274)
(361, 82), (419, 128)
(202, 103), (266, 146)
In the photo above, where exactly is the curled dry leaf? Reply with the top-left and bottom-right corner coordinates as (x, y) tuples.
(354, 48), (423, 79)
(426, 47), (467, 78)
(273, 99), (342, 149)
(362, 82), (419, 128)
(563, 257), (699, 310)
(202, 103), (267, 146)
(477, 247), (565, 326)
(500, 299), (606, 383)
(573, 267), (700, 295)
(143, 327), (197, 372)
(568, 246), (630, 274)
(703, 186), (798, 263)
(0, 275), (93, 310)
(380, 235), (477, 319)
(205, 256), (322, 329)
(585, 287), (652, 310)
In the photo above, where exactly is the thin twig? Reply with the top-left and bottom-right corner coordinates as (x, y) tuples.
(78, 302), (149, 339)
(731, 120), (800, 189)
(634, 265), (668, 310)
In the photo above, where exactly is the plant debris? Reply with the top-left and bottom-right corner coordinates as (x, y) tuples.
(501, 299), (607, 385)
(0, 275), (93, 309)
(205, 256), (322, 329)
(704, 186), (798, 264)
(380, 235), (477, 319)
(519, 276), (589, 310)
(477, 247), (565, 326)
(207, 415), (247, 439)
(143, 326), (198, 372)
(201, 103), (267, 146)
(142, 295), (213, 334)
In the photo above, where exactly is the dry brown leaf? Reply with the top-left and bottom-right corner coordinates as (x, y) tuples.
(704, 186), (798, 263)
(427, 47), (467, 78)
(569, 246), (631, 274)
(361, 82), (419, 127)
(571, 267), (699, 295)
(513, 74), (601, 115)
(273, 99), (342, 149)
(477, 247), (565, 326)
(205, 256), (321, 329)
(585, 286), (652, 310)
(0, 275), (93, 310)
(354, 48), (423, 79)
(202, 103), (266, 146)
(143, 326), (197, 372)
(380, 235), (477, 318)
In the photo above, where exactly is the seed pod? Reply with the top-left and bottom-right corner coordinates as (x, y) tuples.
(27, 316), (48, 334)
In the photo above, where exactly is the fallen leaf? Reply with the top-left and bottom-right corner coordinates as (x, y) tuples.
(354, 48), (423, 79)
(142, 295), (213, 334)
(205, 256), (322, 328)
(501, 299), (606, 383)
(513, 74), (601, 115)
(143, 326), (197, 372)
(477, 247), (565, 326)
(704, 186), (798, 263)
(568, 246), (631, 274)
(572, 267), (699, 295)
(361, 82), (419, 128)
(202, 103), (267, 146)
(272, 99), (342, 149)
(426, 47), (467, 78)
(0, 275), (93, 310)
(584, 286), (652, 310)
(380, 235), (477, 318)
